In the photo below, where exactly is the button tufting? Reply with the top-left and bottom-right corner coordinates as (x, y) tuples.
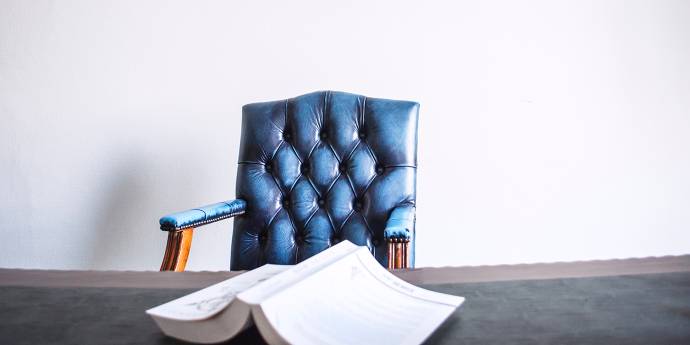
(232, 91), (419, 269)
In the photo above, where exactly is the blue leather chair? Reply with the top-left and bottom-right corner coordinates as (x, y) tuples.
(159, 91), (419, 271)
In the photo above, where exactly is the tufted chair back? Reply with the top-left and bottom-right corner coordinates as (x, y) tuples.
(230, 91), (419, 270)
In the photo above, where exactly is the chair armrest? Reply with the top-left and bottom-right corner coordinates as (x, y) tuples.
(384, 204), (415, 270)
(384, 204), (415, 240)
(159, 199), (247, 231)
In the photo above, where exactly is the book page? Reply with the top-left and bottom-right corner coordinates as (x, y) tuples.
(146, 264), (290, 321)
(252, 247), (464, 345)
(237, 241), (361, 305)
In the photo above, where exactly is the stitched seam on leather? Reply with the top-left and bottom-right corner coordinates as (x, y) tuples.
(191, 208), (208, 221)
(361, 172), (377, 199)
(267, 141), (294, 218)
(286, 170), (301, 195)
(325, 140), (342, 165)
(268, 146), (286, 194)
(358, 172), (378, 248)
(182, 211), (239, 228)
(359, 205), (375, 239)
(360, 96), (366, 126)
(344, 138), (361, 163)
(304, 139), (320, 171)
(338, 209), (356, 233)
(322, 91), (329, 131)
(295, 140), (321, 205)
(268, 138), (284, 164)
(166, 209), (245, 231)
(287, 143), (303, 165)
(321, 174), (340, 237)
(264, 207), (283, 235)
(257, 143), (269, 165)
(283, 98), (288, 135)
(342, 140), (361, 198)
(302, 205), (320, 230)
(304, 170), (322, 199)
(283, 173), (301, 234)
(343, 169), (358, 201)
(364, 144), (379, 168)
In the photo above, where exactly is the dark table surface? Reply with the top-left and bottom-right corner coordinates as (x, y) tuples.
(2, 255), (690, 345)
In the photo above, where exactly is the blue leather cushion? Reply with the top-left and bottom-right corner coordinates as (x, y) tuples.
(159, 200), (247, 231)
(231, 91), (419, 270)
(384, 204), (415, 239)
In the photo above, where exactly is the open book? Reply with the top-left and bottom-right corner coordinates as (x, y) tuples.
(146, 241), (464, 344)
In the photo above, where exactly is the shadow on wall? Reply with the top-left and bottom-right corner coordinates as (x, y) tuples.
(86, 156), (197, 270)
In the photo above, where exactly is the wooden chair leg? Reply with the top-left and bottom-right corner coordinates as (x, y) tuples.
(160, 228), (194, 272)
(386, 238), (410, 270)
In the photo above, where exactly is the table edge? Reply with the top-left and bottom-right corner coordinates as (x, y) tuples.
(1, 254), (689, 288)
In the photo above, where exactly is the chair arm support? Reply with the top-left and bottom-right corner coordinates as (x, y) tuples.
(384, 204), (415, 240)
(384, 204), (415, 270)
(159, 199), (247, 271)
(159, 199), (247, 231)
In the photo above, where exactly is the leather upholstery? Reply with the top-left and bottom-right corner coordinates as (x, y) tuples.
(384, 204), (416, 267)
(160, 199), (247, 231)
(384, 205), (415, 239)
(231, 91), (419, 270)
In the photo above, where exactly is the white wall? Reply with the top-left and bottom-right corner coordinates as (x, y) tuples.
(1, 0), (689, 270)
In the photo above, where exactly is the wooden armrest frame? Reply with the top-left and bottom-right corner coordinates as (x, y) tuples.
(160, 228), (194, 271)
(387, 238), (410, 270)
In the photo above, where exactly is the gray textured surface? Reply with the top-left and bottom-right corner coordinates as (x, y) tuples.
(423, 272), (690, 344)
(1, 272), (689, 344)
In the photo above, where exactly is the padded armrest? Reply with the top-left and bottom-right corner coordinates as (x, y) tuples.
(159, 199), (247, 231)
(384, 204), (415, 240)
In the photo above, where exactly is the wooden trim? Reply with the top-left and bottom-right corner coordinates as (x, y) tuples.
(4, 255), (690, 288)
(386, 238), (410, 270)
(402, 243), (407, 268)
(160, 229), (194, 272)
